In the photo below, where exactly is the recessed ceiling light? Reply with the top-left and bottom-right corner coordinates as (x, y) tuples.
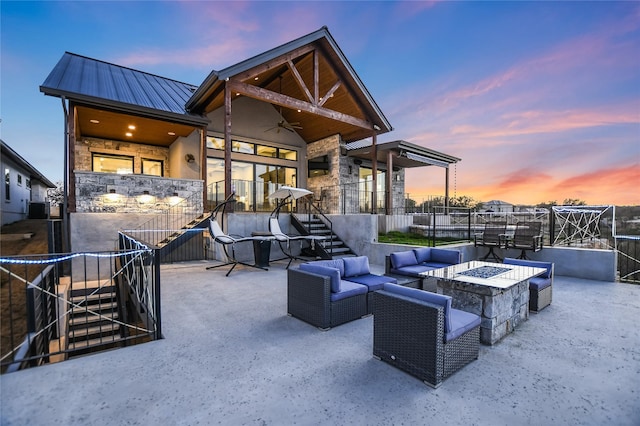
(125, 132), (133, 137)
(254, 77), (259, 81)
(128, 125), (136, 130)
(168, 132), (176, 136)
(297, 109), (301, 113)
(90, 119), (100, 124)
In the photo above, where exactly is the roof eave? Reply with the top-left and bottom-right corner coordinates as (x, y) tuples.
(40, 87), (210, 127)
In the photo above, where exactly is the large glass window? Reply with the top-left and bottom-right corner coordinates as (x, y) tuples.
(142, 159), (163, 176)
(359, 167), (386, 213)
(92, 153), (134, 174)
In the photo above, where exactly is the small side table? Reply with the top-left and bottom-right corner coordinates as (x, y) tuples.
(383, 273), (422, 289)
(251, 232), (273, 268)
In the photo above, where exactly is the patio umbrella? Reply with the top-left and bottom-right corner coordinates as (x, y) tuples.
(268, 186), (312, 200)
(267, 186), (313, 217)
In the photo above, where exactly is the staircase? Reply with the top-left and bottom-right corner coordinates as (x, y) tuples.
(66, 284), (122, 358)
(155, 213), (212, 263)
(291, 214), (356, 259)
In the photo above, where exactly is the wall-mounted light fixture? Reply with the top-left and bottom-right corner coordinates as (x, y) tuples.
(172, 192), (178, 197)
(185, 153), (195, 163)
(143, 190), (150, 195)
(353, 159), (363, 166)
(109, 189), (116, 194)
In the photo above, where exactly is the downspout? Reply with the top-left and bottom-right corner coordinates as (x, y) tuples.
(61, 97), (70, 257)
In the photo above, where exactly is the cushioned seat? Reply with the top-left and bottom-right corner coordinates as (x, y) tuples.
(503, 258), (554, 312)
(373, 283), (481, 388)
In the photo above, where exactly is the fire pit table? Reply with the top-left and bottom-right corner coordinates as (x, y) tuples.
(423, 260), (546, 345)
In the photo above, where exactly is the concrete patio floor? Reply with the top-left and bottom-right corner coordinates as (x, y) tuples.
(1, 260), (639, 425)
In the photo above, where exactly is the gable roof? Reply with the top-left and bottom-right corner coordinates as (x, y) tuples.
(1, 140), (56, 187)
(187, 26), (392, 142)
(40, 52), (208, 126)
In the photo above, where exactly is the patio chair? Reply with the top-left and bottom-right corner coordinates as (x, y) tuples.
(506, 221), (543, 259)
(269, 217), (325, 269)
(206, 192), (274, 276)
(373, 283), (480, 388)
(474, 221), (508, 262)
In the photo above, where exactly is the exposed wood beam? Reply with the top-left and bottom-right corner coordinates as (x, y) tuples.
(227, 80), (373, 130)
(313, 50), (319, 105)
(318, 80), (341, 107)
(232, 44), (316, 82)
(287, 60), (314, 104)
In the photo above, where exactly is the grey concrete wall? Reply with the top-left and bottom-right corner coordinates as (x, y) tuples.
(169, 131), (202, 180)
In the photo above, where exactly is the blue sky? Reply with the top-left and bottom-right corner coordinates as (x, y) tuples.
(1, 1), (638, 205)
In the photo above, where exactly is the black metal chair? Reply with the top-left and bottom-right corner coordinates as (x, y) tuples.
(507, 221), (543, 259)
(474, 221), (507, 261)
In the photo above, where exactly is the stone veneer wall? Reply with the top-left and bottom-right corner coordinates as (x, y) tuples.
(75, 171), (203, 213)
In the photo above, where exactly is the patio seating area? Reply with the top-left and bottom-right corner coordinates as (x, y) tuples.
(2, 261), (639, 425)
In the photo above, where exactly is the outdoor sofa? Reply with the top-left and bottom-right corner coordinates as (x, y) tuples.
(373, 283), (481, 388)
(287, 256), (397, 329)
(385, 247), (462, 287)
(503, 257), (554, 312)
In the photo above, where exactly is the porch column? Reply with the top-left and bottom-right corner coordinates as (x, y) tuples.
(371, 132), (377, 214)
(386, 150), (393, 215)
(224, 83), (233, 209)
(200, 127), (207, 211)
(445, 166), (450, 214)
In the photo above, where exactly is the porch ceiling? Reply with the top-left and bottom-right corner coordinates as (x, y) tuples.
(75, 105), (198, 147)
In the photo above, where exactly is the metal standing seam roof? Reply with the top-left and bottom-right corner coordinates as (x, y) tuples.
(40, 52), (208, 126)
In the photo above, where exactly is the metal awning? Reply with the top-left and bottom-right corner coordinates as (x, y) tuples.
(402, 151), (451, 168)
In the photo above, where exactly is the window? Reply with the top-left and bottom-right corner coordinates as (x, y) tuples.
(279, 148), (297, 161)
(308, 155), (330, 178)
(256, 145), (277, 158)
(142, 159), (163, 176)
(92, 153), (134, 174)
(26, 178), (31, 189)
(17, 174), (22, 186)
(4, 168), (10, 201)
(207, 135), (297, 161)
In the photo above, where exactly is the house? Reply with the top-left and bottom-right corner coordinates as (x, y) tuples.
(481, 200), (514, 213)
(1, 139), (56, 226)
(40, 26), (460, 254)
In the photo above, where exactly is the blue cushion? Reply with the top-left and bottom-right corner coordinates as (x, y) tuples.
(431, 248), (461, 265)
(421, 262), (453, 269)
(390, 264), (435, 277)
(446, 309), (481, 342)
(504, 258), (553, 278)
(530, 277), (552, 291)
(347, 274), (396, 291)
(412, 247), (432, 264)
(311, 259), (345, 278)
(382, 283), (453, 333)
(331, 280), (367, 302)
(343, 256), (370, 277)
(390, 251), (418, 269)
(299, 264), (341, 293)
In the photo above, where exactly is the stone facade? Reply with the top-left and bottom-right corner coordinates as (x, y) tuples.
(75, 171), (203, 214)
(438, 278), (530, 345)
(305, 134), (406, 214)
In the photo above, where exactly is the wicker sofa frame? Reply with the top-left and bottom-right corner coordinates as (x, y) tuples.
(373, 290), (480, 388)
(287, 268), (367, 330)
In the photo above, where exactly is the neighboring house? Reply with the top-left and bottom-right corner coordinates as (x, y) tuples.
(40, 26), (460, 253)
(481, 200), (514, 213)
(1, 140), (56, 226)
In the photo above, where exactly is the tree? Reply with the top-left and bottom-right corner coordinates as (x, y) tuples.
(47, 181), (64, 205)
(562, 198), (587, 206)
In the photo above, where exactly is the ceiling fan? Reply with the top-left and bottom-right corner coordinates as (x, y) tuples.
(265, 76), (303, 133)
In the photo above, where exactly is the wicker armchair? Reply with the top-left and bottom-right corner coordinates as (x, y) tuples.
(287, 268), (367, 330)
(373, 284), (480, 388)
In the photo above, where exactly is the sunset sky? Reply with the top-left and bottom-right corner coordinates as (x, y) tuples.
(1, 1), (638, 206)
